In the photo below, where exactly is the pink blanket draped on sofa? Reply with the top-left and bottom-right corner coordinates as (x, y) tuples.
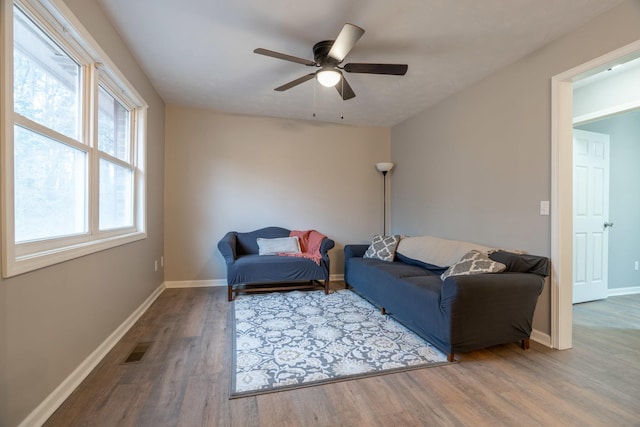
(279, 230), (326, 265)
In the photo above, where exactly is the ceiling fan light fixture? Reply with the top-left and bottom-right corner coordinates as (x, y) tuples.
(316, 68), (341, 87)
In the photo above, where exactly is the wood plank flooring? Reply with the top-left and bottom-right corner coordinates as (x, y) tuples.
(44, 284), (640, 426)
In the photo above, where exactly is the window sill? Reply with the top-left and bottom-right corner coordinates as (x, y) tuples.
(3, 231), (147, 278)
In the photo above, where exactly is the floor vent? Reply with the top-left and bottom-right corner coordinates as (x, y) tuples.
(123, 342), (152, 364)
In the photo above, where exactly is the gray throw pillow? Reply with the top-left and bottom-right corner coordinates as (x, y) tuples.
(364, 235), (401, 262)
(440, 250), (506, 280)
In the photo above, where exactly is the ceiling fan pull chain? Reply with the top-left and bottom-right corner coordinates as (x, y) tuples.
(313, 77), (317, 118)
(341, 78), (345, 120)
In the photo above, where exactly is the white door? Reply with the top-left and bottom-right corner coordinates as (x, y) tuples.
(573, 129), (611, 304)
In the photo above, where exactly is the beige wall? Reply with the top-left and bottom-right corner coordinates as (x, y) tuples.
(390, 0), (640, 335)
(164, 106), (390, 282)
(0, 0), (165, 425)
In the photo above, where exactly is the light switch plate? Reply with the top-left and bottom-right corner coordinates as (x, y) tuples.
(540, 201), (550, 216)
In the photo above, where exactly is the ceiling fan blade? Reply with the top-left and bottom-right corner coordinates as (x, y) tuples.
(254, 48), (316, 66)
(327, 23), (365, 62)
(335, 75), (356, 100)
(274, 73), (316, 91)
(344, 63), (408, 75)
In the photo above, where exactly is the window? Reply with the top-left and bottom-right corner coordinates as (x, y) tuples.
(98, 85), (134, 231)
(1, 0), (147, 277)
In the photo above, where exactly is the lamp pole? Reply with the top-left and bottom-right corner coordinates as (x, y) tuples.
(376, 162), (394, 236)
(382, 170), (388, 235)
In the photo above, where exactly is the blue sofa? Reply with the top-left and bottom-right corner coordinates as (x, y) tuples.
(218, 226), (335, 301)
(344, 241), (549, 361)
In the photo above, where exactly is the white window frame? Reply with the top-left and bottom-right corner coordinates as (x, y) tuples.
(1, 0), (147, 277)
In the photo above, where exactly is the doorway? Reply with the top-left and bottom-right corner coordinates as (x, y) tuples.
(551, 40), (640, 350)
(574, 110), (640, 302)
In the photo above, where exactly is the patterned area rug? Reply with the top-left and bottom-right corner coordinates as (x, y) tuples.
(230, 289), (451, 398)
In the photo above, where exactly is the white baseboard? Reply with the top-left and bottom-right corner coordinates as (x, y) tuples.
(164, 279), (226, 288)
(608, 286), (640, 297)
(530, 328), (552, 348)
(19, 282), (166, 427)
(164, 274), (345, 289)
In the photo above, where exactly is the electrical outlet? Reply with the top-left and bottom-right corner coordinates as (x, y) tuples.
(154, 260), (158, 272)
(635, 261), (639, 271)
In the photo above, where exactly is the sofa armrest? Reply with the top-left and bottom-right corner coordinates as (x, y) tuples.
(344, 244), (369, 259)
(217, 232), (238, 264)
(440, 272), (545, 352)
(441, 272), (544, 306)
(320, 237), (335, 255)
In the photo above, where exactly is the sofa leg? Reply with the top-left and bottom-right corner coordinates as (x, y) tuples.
(324, 280), (329, 295)
(447, 353), (455, 363)
(521, 338), (530, 350)
(381, 307), (386, 315)
(228, 285), (233, 302)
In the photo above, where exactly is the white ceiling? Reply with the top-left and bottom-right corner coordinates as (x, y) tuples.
(97, 0), (624, 127)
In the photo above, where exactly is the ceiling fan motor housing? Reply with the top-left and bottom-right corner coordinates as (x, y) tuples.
(313, 40), (340, 66)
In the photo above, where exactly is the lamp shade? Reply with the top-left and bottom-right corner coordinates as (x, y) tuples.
(317, 68), (341, 87)
(376, 162), (394, 173)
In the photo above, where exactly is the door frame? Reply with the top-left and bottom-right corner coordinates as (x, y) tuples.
(551, 39), (640, 350)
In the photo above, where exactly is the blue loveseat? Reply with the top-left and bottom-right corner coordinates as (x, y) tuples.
(218, 226), (335, 301)
(344, 236), (549, 361)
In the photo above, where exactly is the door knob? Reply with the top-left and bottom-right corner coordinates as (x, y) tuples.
(604, 222), (614, 228)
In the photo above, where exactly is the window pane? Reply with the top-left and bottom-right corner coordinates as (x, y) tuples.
(99, 159), (133, 230)
(13, 6), (80, 140)
(14, 125), (87, 242)
(98, 85), (130, 161)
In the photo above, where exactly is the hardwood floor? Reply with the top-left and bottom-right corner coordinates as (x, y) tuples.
(44, 285), (640, 426)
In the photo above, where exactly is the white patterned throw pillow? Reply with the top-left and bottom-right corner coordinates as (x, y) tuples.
(364, 235), (401, 262)
(440, 250), (506, 280)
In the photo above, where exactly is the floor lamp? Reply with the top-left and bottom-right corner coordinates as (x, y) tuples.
(376, 162), (394, 235)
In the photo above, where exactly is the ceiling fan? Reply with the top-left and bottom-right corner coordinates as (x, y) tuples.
(254, 23), (408, 100)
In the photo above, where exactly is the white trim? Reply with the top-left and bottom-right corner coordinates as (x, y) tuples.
(530, 329), (552, 348)
(165, 279), (226, 288)
(8, 231), (146, 277)
(164, 274), (346, 289)
(608, 286), (640, 297)
(550, 76), (574, 350)
(18, 282), (165, 427)
(550, 39), (640, 351)
(573, 99), (640, 125)
(0, 0), (14, 278)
